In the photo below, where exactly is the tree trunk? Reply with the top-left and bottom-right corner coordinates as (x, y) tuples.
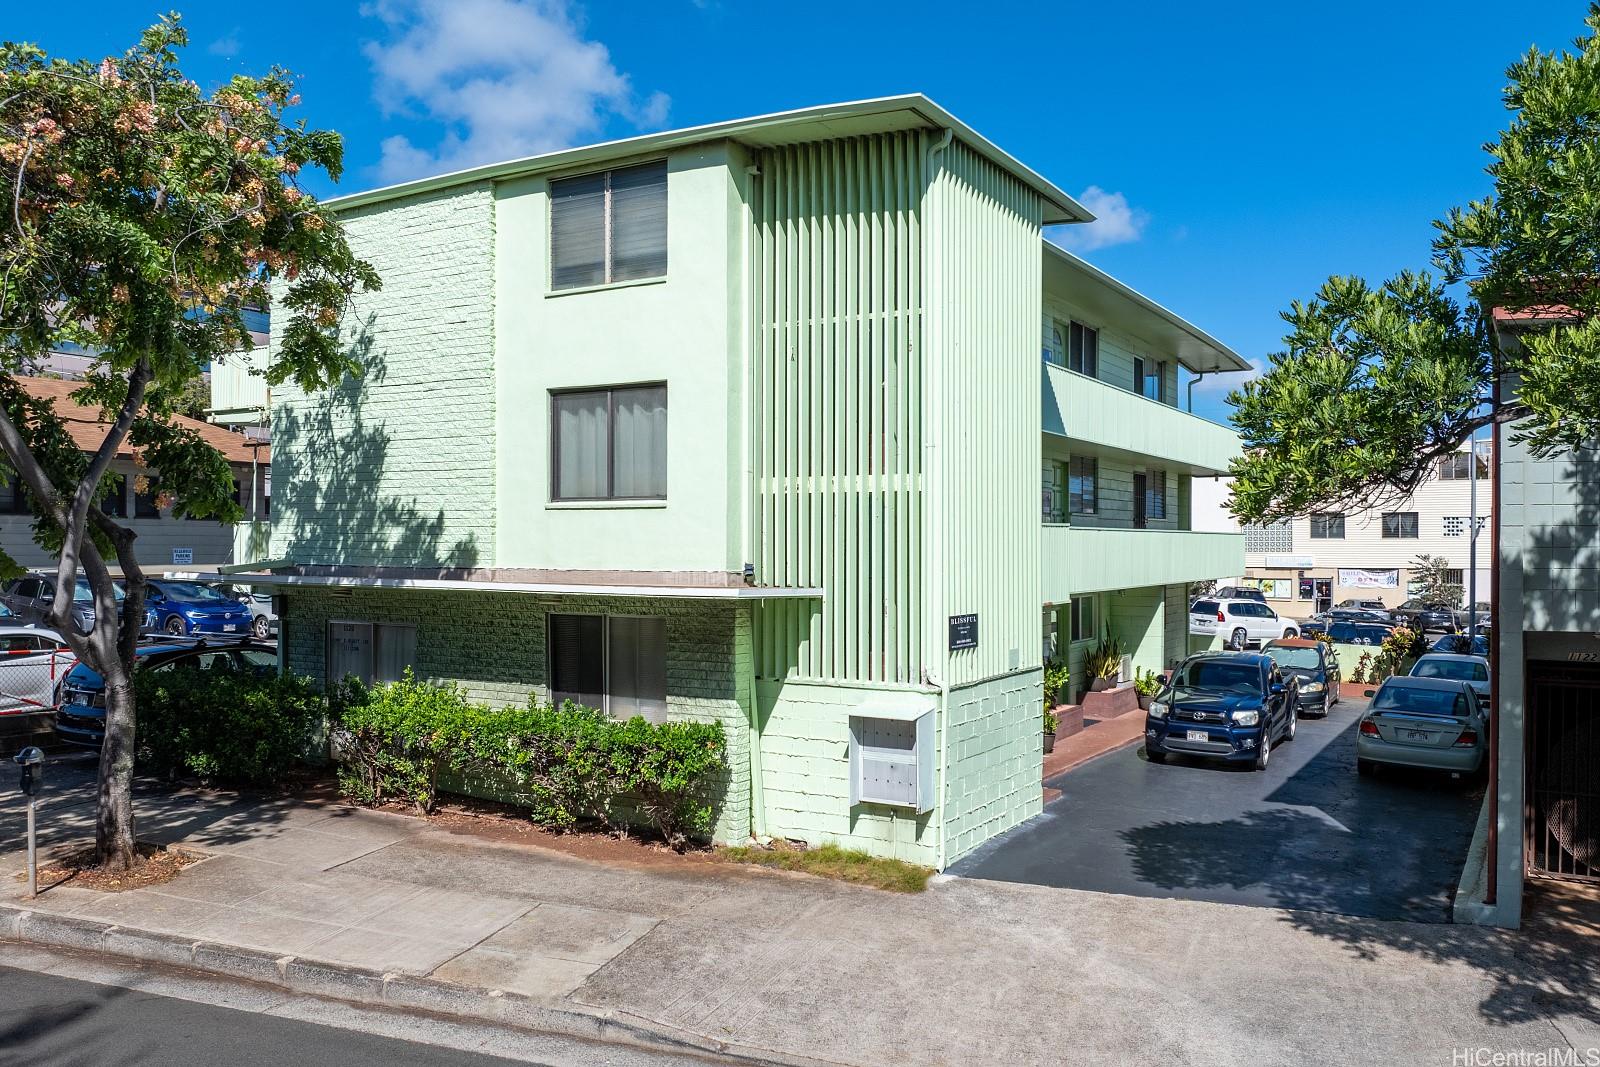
(95, 672), (138, 870)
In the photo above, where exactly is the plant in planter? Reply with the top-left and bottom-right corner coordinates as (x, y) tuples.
(1042, 658), (1070, 711)
(1086, 637), (1126, 691)
(1351, 652), (1372, 686)
(1042, 708), (1059, 754)
(1132, 668), (1163, 711)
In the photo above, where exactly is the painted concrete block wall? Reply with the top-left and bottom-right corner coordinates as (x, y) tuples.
(493, 144), (747, 575)
(942, 669), (1044, 863)
(1162, 583), (1189, 668)
(755, 679), (937, 865)
(1108, 586), (1164, 676)
(271, 185), (496, 570)
(281, 587), (751, 843)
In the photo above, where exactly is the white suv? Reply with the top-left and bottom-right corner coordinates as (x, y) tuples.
(1190, 598), (1299, 650)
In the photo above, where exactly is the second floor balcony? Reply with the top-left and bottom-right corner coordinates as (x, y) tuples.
(1042, 524), (1245, 602)
(1041, 361), (1241, 477)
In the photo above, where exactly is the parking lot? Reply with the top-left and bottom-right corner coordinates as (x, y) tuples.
(952, 697), (1484, 922)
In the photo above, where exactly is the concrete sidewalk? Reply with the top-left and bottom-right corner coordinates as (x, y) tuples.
(5, 757), (1600, 1066)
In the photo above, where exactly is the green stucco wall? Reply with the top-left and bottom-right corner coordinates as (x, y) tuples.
(280, 587), (752, 843)
(270, 184), (497, 570)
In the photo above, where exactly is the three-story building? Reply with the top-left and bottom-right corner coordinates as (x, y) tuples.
(232, 96), (1246, 866)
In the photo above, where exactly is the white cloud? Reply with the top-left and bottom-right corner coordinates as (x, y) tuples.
(1048, 186), (1150, 253)
(207, 32), (240, 57)
(363, 0), (670, 183)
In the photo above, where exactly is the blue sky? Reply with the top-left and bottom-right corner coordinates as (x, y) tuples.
(8, 2), (1584, 423)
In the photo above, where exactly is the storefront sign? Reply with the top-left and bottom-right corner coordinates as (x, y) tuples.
(948, 614), (979, 651)
(1265, 554), (1315, 569)
(1338, 568), (1399, 589)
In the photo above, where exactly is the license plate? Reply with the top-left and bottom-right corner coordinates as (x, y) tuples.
(1402, 729), (1431, 741)
(1186, 730), (1209, 742)
(223, 624), (237, 632)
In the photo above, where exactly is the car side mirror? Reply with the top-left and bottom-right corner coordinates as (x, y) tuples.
(1364, 689), (1376, 698)
(1270, 683), (1286, 695)
(1159, 673), (1169, 686)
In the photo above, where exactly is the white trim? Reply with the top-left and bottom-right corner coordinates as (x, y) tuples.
(175, 571), (823, 600)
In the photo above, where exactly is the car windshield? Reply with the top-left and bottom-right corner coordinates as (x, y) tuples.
(1414, 658), (1489, 682)
(156, 582), (233, 604)
(74, 579), (125, 603)
(1171, 660), (1262, 694)
(1372, 685), (1465, 716)
(1266, 646), (1321, 670)
(1432, 635), (1490, 656)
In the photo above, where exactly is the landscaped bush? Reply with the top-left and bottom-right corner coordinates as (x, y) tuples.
(330, 673), (728, 847)
(136, 669), (326, 786)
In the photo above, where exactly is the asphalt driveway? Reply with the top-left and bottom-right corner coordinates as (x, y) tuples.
(951, 698), (1484, 921)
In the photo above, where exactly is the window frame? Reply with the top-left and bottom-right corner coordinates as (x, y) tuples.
(1068, 455), (1098, 516)
(1145, 469), (1168, 520)
(547, 611), (668, 723)
(325, 619), (417, 687)
(1309, 513), (1345, 539)
(548, 159), (668, 293)
(1070, 596), (1096, 643)
(549, 382), (668, 504)
(1068, 321), (1098, 377)
(1381, 511), (1420, 539)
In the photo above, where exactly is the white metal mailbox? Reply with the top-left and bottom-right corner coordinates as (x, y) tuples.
(849, 709), (935, 813)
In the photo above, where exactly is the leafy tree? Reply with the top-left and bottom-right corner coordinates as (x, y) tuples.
(0, 17), (378, 868)
(1229, 5), (1600, 524)
(1410, 554), (1465, 608)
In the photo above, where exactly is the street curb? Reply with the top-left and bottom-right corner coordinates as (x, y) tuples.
(0, 903), (844, 1067)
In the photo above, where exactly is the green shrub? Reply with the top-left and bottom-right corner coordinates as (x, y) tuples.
(136, 668), (325, 786)
(1042, 658), (1070, 707)
(331, 677), (728, 847)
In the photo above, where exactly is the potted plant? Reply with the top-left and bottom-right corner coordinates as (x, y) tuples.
(1042, 708), (1058, 754)
(1087, 636), (1126, 691)
(1043, 658), (1070, 710)
(1133, 668), (1162, 710)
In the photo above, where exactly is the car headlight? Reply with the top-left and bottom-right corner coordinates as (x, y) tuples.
(1301, 681), (1324, 693)
(1232, 709), (1260, 726)
(1149, 701), (1169, 719)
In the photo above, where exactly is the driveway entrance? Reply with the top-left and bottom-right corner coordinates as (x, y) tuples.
(951, 698), (1483, 921)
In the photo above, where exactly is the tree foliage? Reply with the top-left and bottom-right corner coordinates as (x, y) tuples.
(1410, 554), (1466, 608)
(1230, 4), (1600, 523)
(0, 16), (378, 866)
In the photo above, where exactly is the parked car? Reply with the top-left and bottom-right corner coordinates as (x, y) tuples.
(1430, 632), (1491, 657)
(208, 582), (277, 640)
(1189, 598), (1299, 650)
(1356, 675), (1487, 777)
(0, 626), (72, 715)
(55, 639), (279, 746)
(1391, 599), (1461, 633)
(144, 579), (256, 636)
(1300, 616), (1395, 645)
(1263, 637), (1342, 718)
(1145, 652), (1297, 769)
(0, 573), (128, 633)
(1409, 652), (1491, 704)
(1210, 586), (1267, 604)
(1334, 598), (1392, 620)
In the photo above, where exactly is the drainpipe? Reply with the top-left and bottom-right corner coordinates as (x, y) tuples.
(1187, 370), (1209, 413)
(924, 125), (953, 869)
(928, 666), (952, 869)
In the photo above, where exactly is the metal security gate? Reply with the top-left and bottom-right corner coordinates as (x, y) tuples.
(1526, 661), (1600, 880)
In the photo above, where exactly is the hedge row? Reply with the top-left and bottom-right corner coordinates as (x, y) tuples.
(331, 672), (727, 848)
(135, 669), (325, 785)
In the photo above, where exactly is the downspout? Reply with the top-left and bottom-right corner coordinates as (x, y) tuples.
(745, 602), (766, 839)
(742, 158), (766, 842)
(925, 125), (954, 870)
(1487, 374), (1502, 907)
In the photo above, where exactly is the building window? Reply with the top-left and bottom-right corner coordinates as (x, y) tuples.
(1134, 357), (1166, 401)
(134, 480), (162, 518)
(551, 384), (668, 502)
(548, 613), (667, 723)
(1243, 522), (1293, 553)
(327, 621), (417, 686)
(1070, 596), (1095, 642)
(1437, 452), (1489, 480)
(1043, 321), (1066, 367)
(1146, 469), (1167, 520)
(0, 472), (29, 515)
(1069, 456), (1097, 515)
(1042, 460), (1066, 523)
(1309, 513), (1344, 539)
(1068, 322), (1098, 377)
(550, 160), (667, 291)
(1381, 512), (1419, 538)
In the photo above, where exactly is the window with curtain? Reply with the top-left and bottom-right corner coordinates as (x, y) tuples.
(1310, 513), (1344, 539)
(1069, 456), (1097, 514)
(1069, 322), (1098, 376)
(325, 621), (417, 685)
(1382, 512), (1419, 538)
(549, 613), (667, 722)
(551, 384), (667, 501)
(550, 161), (667, 290)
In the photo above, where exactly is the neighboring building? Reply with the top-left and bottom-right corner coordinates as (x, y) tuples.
(1461, 306), (1600, 928)
(206, 307), (274, 567)
(1209, 442), (1494, 616)
(0, 376), (270, 571)
(231, 96), (1246, 867)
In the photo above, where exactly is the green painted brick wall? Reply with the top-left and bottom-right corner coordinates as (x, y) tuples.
(270, 184), (498, 570)
(281, 587), (752, 843)
(942, 669), (1044, 864)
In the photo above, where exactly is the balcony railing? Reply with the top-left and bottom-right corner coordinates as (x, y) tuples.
(1042, 524), (1244, 602)
(1042, 362), (1240, 476)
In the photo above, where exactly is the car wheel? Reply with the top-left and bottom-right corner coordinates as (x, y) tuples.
(251, 615), (270, 640)
(1322, 691), (1332, 718)
(1230, 627), (1248, 651)
(1144, 746), (1167, 763)
(1283, 628), (1298, 639)
(1357, 757), (1376, 776)
(1284, 708), (1297, 741)
(1254, 730), (1271, 770)
(163, 615), (187, 635)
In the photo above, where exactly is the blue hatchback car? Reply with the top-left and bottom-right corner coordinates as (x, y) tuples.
(145, 580), (254, 636)
(1144, 652), (1299, 770)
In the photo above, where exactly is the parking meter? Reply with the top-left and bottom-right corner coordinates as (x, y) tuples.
(14, 746), (42, 896)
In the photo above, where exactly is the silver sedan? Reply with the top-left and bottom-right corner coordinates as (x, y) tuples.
(1357, 675), (1487, 777)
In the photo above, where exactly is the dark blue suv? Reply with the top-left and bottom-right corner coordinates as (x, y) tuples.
(1144, 652), (1298, 770)
(145, 580), (254, 636)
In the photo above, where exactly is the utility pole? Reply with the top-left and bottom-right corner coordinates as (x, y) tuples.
(1468, 431), (1479, 640)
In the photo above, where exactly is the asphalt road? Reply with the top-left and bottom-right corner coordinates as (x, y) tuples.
(952, 698), (1484, 921)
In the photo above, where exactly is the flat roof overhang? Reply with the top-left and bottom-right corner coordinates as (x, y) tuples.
(1042, 242), (1250, 375)
(174, 571), (824, 601)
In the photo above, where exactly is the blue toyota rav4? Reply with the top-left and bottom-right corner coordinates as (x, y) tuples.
(1144, 652), (1299, 770)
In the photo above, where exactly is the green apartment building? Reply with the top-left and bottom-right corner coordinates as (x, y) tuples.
(237, 96), (1246, 868)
